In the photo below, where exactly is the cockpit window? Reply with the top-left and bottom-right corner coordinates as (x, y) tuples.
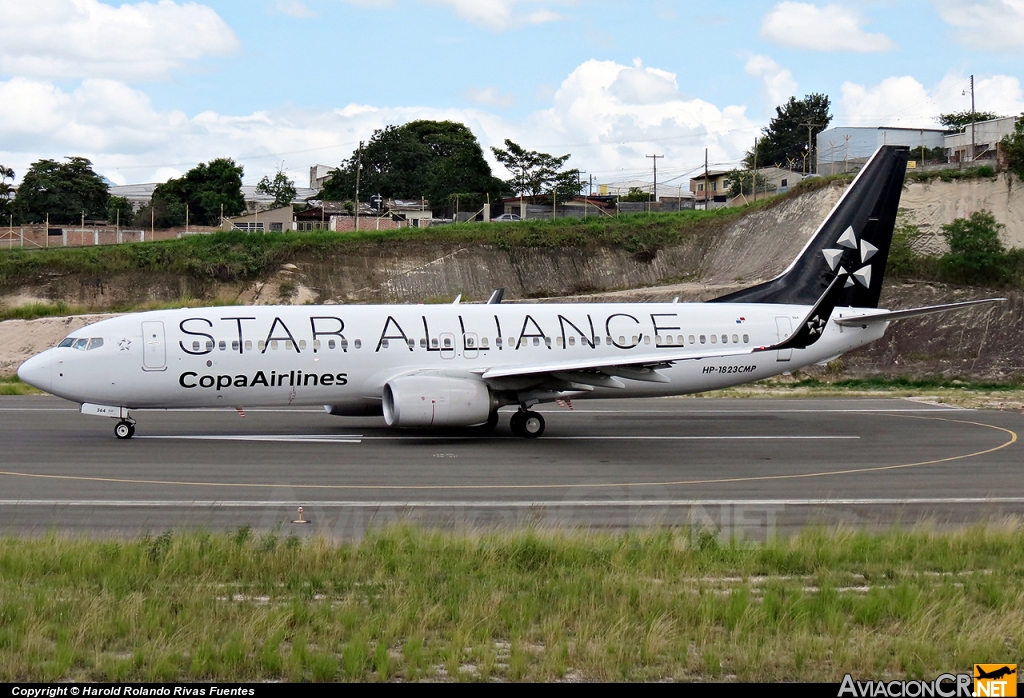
(58, 337), (104, 350)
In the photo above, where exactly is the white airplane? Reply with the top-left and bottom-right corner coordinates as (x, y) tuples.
(17, 146), (1002, 439)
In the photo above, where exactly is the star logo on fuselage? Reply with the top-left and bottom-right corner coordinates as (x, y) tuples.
(118, 338), (131, 351)
(820, 225), (877, 288)
(806, 316), (825, 336)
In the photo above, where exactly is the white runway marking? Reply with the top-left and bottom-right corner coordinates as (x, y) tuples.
(2, 498), (1022, 508)
(134, 434), (858, 443)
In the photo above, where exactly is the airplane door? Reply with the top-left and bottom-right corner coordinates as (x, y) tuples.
(439, 332), (456, 360)
(775, 317), (792, 361)
(464, 332), (479, 359)
(142, 321), (167, 371)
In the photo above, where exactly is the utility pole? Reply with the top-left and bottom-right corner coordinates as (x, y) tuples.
(578, 170), (587, 219)
(703, 148), (709, 210)
(646, 154), (664, 202)
(354, 140), (363, 232)
(800, 122), (821, 174)
(752, 137), (758, 203)
(969, 74), (976, 162)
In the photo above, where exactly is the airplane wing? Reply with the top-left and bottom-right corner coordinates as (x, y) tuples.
(480, 272), (851, 385)
(834, 298), (1005, 327)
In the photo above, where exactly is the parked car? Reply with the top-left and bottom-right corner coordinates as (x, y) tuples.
(490, 213), (522, 222)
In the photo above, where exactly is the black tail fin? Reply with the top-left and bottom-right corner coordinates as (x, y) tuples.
(711, 145), (910, 308)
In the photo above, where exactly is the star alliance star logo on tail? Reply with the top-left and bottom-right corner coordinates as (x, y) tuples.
(806, 316), (826, 336)
(822, 225), (878, 288)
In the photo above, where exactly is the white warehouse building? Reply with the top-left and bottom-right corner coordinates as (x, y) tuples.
(816, 126), (946, 175)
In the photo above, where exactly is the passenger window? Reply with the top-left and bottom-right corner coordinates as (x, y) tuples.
(678, 335), (685, 345)
(219, 340), (226, 351)
(313, 340), (320, 351)
(533, 337), (540, 347)
(271, 340), (279, 351)
(618, 336), (625, 345)
(495, 338), (503, 347)
(407, 338), (415, 348)
(232, 340), (239, 351)
(568, 336), (575, 346)
(244, 340), (252, 351)
(381, 339), (390, 349)
(354, 339), (361, 349)
(420, 339), (427, 348)
(606, 336), (613, 345)
(466, 337), (475, 348)
(341, 338), (349, 350)
(206, 340), (214, 351)
(743, 334), (749, 343)
(258, 340), (266, 351)
(557, 337), (564, 347)
(710, 335), (717, 344)
(299, 340), (307, 350)
(545, 337), (551, 348)
(664, 335), (672, 345)
(508, 337), (514, 347)
(192, 341), (200, 351)
(328, 339), (336, 350)
(285, 340), (293, 351)
(644, 336), (651, 345)
(595, 337), (601, 345)
(481, 338), (489, 347)
(431, 338), (439, 348)
(721, 335), (728, 344)
(631, 336), (638, 345)
(732, 334), (739, 344)
(699, 335), (706, 344)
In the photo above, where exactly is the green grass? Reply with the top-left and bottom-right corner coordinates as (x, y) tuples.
(0, 376), (42, 395)
(0, 526), (1021, 682)
(0, 205), (765, 290)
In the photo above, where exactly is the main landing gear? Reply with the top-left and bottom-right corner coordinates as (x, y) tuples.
(114, 419), (136, 440)
(509, 409), (545, 438)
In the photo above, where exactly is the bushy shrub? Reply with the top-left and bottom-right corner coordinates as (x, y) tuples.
(940, 210), (1007, 284)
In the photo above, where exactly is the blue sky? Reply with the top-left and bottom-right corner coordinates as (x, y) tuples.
(1, 0), (1022, 190)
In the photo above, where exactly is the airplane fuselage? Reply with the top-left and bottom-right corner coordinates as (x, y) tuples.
(22, 301), (886, 411)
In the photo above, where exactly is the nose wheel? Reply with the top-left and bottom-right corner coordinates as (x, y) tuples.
(114, 420), (136, 439)
(509, 410), (545, 438)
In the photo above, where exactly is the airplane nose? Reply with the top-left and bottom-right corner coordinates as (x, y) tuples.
(17, 353), (52, 393)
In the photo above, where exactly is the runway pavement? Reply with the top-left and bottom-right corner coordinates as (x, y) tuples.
(0, 395), (1020, 537)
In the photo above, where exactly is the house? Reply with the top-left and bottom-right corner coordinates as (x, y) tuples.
(222, 206), (295, 232)
(309, 164), (335, 191)
(816, 126), (946, 175)
(689, 170), (730, 208)
(945, 115), (1020, 163)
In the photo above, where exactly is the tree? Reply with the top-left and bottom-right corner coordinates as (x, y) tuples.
(491, 139), (578, 197)
(12, 157), (109, 224)
(724, 170), (771, 198)
(150, 158), (245, 227)
(1000, 114), (1024, 180)
(938, 110), (1001, 134)
(744, 94), (832, 173)
(106, 196), (133, 225)
(940, 210), (1006, 284)
(0, 165), (14, 220)
(619, 187), (651, 202)
(320, 120), (507, 215)
(256, 171), (297, 209)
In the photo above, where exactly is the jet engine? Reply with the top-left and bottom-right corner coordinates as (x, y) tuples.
(383, 375), (494, 428)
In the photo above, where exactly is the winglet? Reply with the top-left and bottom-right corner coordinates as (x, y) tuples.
(757, 271), (848, 353)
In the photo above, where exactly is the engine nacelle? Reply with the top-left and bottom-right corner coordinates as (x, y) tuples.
(383, 375), (494, 428)
(324, 402), (384, 417)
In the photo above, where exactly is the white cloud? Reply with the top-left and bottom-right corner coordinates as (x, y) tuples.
(744, 54), (798, 114)
(342, 0), (566, 30)
(0, 0), (240, 81)
(933, 0), (1024, 52)
(277, 0), (317, 18)
(761, 2), (895, 52)
(0, 59), (758, 191)
(465, 87), (516, 109)
(838, 73), (1024, 128)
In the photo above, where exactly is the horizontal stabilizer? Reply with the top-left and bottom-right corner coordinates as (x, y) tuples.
(833, 298), (1006, 327)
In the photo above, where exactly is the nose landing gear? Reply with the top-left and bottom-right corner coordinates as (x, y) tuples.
(114, 420), (136, 440)
(509, 409), (545, 438)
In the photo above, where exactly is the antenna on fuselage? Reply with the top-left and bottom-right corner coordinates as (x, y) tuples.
(452, 294), (462, 305)
(486, 288), (505, 304)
